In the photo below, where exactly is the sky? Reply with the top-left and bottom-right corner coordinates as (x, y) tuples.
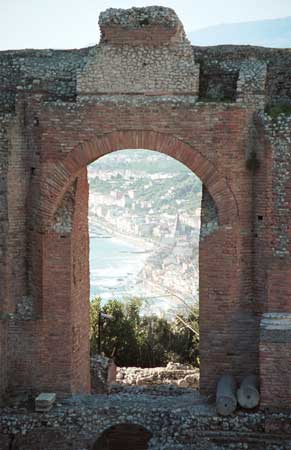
(1, 0), (291, 50)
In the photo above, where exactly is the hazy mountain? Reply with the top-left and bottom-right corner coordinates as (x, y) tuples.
(188, 16), (291, 48)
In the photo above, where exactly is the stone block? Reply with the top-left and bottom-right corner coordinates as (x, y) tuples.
(35, 393), (56, 412)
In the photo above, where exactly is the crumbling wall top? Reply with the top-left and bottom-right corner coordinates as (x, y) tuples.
(98, 6), (186, 45)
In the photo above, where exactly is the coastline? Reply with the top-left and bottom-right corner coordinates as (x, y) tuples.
(89, 216), (155, 252)
(89, 216), (198, 311)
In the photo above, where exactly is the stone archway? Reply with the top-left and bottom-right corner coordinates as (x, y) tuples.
(21, 125), (255, 397)
(38, 130), (238, 230)
(3, 6), (262, 399)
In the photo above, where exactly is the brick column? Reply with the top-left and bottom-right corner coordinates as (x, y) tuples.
(199, 186), (259, 395)
(260, 313), (291, 409)
(7, 172), (90, 395)
(38, 171), (90, 394)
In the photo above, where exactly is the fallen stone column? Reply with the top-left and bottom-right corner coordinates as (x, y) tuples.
(216, 374), (237, 416)
(237, 374), (260, 409)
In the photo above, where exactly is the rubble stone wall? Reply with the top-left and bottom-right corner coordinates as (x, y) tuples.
(193, 45), (291, 104)
(0, 401), (291, 449)
(77, 44), (200, 96)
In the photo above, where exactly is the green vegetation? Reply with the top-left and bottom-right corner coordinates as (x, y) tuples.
(90, 297), (199, 368)
(265, 101), (291, 119)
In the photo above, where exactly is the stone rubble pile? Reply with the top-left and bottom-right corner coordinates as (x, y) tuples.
(116, 362), (199, 389)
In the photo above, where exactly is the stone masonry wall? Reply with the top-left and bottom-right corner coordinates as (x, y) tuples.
(77, 44), (199, 96)
(193, 46), (291, 106)
(255, 112), (291, 408)
(78, 8), (199, 96)
(0, 6), (291, 409)
(0, 48), (90, 112)
(1, 397), (291, 449)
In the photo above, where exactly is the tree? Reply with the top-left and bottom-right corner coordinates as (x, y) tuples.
(89, 296), (199, 368)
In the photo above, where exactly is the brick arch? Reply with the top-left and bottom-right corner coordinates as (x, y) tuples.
(39, 130), (238, 229)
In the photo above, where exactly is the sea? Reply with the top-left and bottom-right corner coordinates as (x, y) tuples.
(89, 225), (182, 316)
(90, 230), (149, 301)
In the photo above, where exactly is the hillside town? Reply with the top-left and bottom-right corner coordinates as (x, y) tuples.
(88, 150), (202, 306)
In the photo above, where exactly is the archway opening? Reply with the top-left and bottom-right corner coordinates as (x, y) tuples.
(94, 423), (152, 450)
(89, 149), (202, 313)
(88, 148), (207, 391)
(42, 130), (234, 397)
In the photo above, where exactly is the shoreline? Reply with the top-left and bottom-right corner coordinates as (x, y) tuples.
(89, 216), (198, 310)
(89, 216), (155, 252)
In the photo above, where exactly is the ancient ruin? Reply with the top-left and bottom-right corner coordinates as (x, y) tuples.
(0, 5), (291, 449)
